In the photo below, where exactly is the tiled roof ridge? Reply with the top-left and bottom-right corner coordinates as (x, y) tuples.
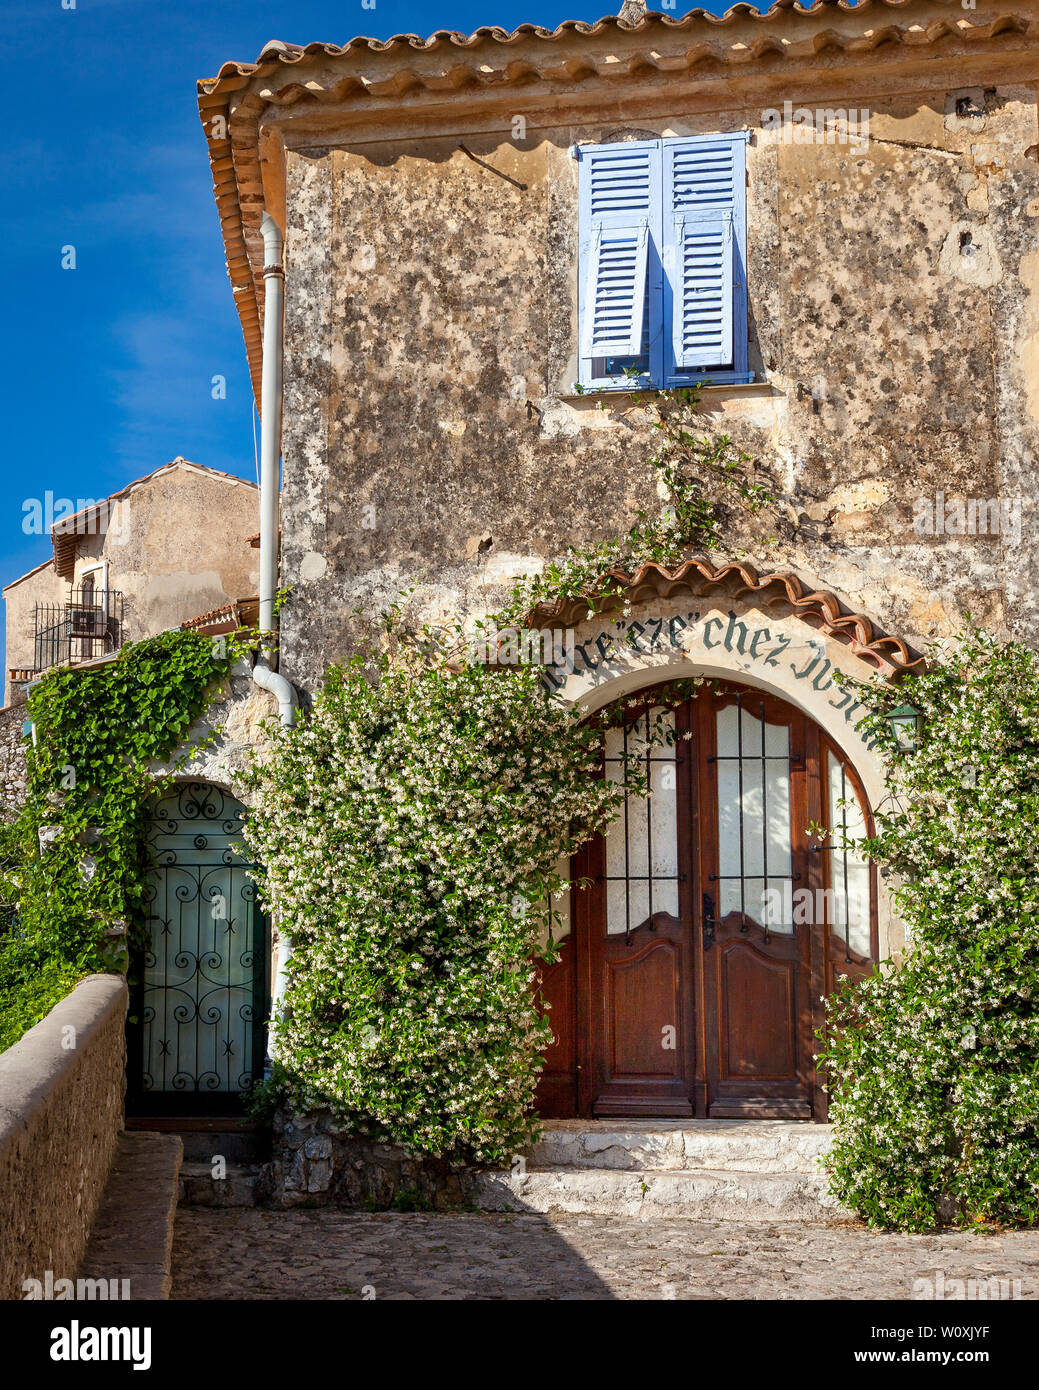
(527, 555), (925, 672)
(197, 0), (990, 87)
(180, 601), (238, 629)
(180, 595), (260, 633)
(48, 459), (258, 582)
(1, 555), (58, 595)
(50, 457), (256, 534)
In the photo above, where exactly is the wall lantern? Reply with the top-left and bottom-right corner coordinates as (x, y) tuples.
(886, 702), (923, 754)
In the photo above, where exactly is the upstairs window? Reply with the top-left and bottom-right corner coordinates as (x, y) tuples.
(575, 133), (750, 391)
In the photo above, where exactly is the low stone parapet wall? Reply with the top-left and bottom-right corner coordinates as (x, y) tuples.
(0, 974), (127, 1299)
(258, 1110), (844, 1221)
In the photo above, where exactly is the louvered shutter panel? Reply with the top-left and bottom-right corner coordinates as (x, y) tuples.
(664, 137), (744, 371)
(671, 215), (733, 369)
(579, 144), (656, 359)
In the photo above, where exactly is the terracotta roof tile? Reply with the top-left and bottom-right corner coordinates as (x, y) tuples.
(180, 595), (260, 634)
(527, 556), (925, 673)
(245, 528), (280, 547)
(197, 3), (953, 85)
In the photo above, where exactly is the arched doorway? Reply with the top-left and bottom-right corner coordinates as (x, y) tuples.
(127, 781), (269, 1115)
(537, 680), (876, 1121)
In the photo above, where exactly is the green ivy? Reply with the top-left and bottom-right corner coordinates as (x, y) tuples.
(0, 629), (239, 998)
(0, 948), (82, 1053)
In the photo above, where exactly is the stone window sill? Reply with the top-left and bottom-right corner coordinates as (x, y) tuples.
(559, 382), (776, 402)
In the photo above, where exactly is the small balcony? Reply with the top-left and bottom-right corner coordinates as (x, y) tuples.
(29, 584), (124, 678)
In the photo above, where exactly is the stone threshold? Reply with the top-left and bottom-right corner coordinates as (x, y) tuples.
(125, 1114), (256, 1133)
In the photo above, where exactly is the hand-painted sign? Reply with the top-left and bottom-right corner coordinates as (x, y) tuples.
(542, 608), (876, 743)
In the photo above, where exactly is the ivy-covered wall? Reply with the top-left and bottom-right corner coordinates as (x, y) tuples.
(0, 633), (258, 1036)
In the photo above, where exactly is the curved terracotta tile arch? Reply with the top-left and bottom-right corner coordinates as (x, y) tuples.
(526, 557), (925, 674)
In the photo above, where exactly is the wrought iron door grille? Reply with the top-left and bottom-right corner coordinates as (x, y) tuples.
(128, 782), (268, 1113)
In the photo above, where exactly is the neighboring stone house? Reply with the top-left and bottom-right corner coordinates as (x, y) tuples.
(131, 0), (1036, 1125)
(2, 458), (261, 709)
(0, 457), (261, 824)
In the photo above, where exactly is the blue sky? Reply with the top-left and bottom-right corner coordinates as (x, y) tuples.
(1, 0), (729, 674)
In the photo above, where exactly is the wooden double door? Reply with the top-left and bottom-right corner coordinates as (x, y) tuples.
(536, 682), (876, 1121)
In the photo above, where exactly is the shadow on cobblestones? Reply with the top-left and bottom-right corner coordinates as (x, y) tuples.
(173, 1207), (615, 1300)
(171, 1208), (1039, 1301)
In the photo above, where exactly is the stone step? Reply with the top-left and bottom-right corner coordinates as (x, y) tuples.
(177, 1130), (263, 1164)
(473, 1165), (847, 1223)
(79, 1131), (183, 1299)
(177, 1160), (261, 1208)
(530, 1120), (832, 1175)
(127, 1116), (262, 1165)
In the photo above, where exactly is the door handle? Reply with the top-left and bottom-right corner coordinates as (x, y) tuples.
(703, 895), (717, 950)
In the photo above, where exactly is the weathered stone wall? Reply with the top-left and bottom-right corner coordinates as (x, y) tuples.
(277, 82), (1039, 691)
(150, 658), (279, 804)
(70, 467), (260, 649)
(0, 974), (127, 1300)
(1, 565), (65, 705)
(260, 1109), (481, 1211)
(0, 704), (28, 816)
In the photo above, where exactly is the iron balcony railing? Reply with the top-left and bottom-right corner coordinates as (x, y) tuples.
(31, 584), (124, 675)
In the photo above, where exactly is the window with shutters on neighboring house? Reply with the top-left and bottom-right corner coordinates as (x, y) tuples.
(575, 133), (750, 391)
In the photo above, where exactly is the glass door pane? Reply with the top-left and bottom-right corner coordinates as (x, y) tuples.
(824, 749), (872, 960)
(603, 703), (680, 936)
(715, 699), (793, 934)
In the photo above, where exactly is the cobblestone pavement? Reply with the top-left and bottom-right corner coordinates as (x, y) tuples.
(172, 1208), (1039, 1300)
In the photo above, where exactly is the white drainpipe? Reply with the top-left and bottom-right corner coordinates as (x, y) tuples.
(254, 210), (298, 1062)
(252, 658), (296, 728)
(257, 211), (285, 644)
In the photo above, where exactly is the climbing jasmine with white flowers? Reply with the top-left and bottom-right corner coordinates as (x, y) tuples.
(242, 649), (640, 1162)
(823, 626), (1039, 1231)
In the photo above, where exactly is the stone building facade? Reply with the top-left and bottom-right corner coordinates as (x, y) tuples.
(200, 0), (1039, 692)
(164, 0), (1039, 1125)
(2, 458), (261, 708)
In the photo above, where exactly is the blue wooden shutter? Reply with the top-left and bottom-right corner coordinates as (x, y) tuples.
(671, 216), (733, 368)
(663, 136), (747, 373)
(578, 142), (659, 361)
